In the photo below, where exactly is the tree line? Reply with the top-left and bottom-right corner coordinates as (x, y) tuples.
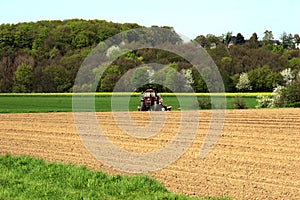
(1, 19), (300, 94)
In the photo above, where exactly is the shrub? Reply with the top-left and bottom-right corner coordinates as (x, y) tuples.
(256, 95), (274, 108)
(197, 97), (212, 109)
(233, 96), (247, 109)
(280, 68), (295, 86)
(272, 85), (286, 107)
(281, 78), (300, 106)
(256, 81), (300, 108)
(236, 72), (252, 91)
(284, 102), (300, 108)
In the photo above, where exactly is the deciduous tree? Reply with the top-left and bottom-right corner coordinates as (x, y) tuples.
(13, 64), (33, 93)
(247, 32), (260, 48)
(263, 30), (274, 44)
(236, 72), (252, 91)
(130, 66), (153, 91)
(41, 65), (71, 92)
(236, 33), (245, 45)
(100, 65), (121, 92)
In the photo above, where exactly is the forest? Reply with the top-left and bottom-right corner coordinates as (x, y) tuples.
(0, 19), (300, 94)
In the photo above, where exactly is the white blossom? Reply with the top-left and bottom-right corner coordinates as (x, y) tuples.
(280, 68), (295, 86)
(256, 85), (286, 108)
(106, 45), (120, 57)
(272, 85), (285, 106)
(181, 68), (194, 92)
(146, 69), (155, 83)
(236, 72), (252, 91)
(256, 96), (274, 108)
(181, 69), (194, 85)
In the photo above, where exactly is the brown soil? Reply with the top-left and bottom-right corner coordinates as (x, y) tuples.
(0, 108), (299, 199)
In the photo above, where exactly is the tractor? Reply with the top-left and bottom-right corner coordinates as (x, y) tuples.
(137, 88), (172, 111)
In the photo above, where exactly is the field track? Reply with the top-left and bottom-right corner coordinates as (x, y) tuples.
(0, 108), (299, 199)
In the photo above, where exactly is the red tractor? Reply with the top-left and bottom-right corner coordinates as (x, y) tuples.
(137, 88), (171, 111)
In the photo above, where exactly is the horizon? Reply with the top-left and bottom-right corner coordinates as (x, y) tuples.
(0, 17), (294, 41)
(1, 0), (299, 40)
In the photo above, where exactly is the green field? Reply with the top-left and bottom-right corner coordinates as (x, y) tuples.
(0, 93), (271, 113)
(0, 154), (229, 200)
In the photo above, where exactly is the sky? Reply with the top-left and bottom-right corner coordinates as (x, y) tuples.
(1, 0), (299, 40)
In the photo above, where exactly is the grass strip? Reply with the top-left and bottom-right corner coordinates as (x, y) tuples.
(0, 154), (230, 200)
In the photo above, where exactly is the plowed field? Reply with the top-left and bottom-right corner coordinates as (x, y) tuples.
(0, 108), (299, 199)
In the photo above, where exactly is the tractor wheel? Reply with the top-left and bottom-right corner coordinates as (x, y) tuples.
(151, 102), (158, 111)
(140, 102), (147, 111)
(153, 104), (165, 111)
(158, 104), (165, 111)
(141, 105), (148, 111)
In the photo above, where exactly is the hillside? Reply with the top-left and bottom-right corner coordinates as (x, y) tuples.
(0, 19), (300, 93)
